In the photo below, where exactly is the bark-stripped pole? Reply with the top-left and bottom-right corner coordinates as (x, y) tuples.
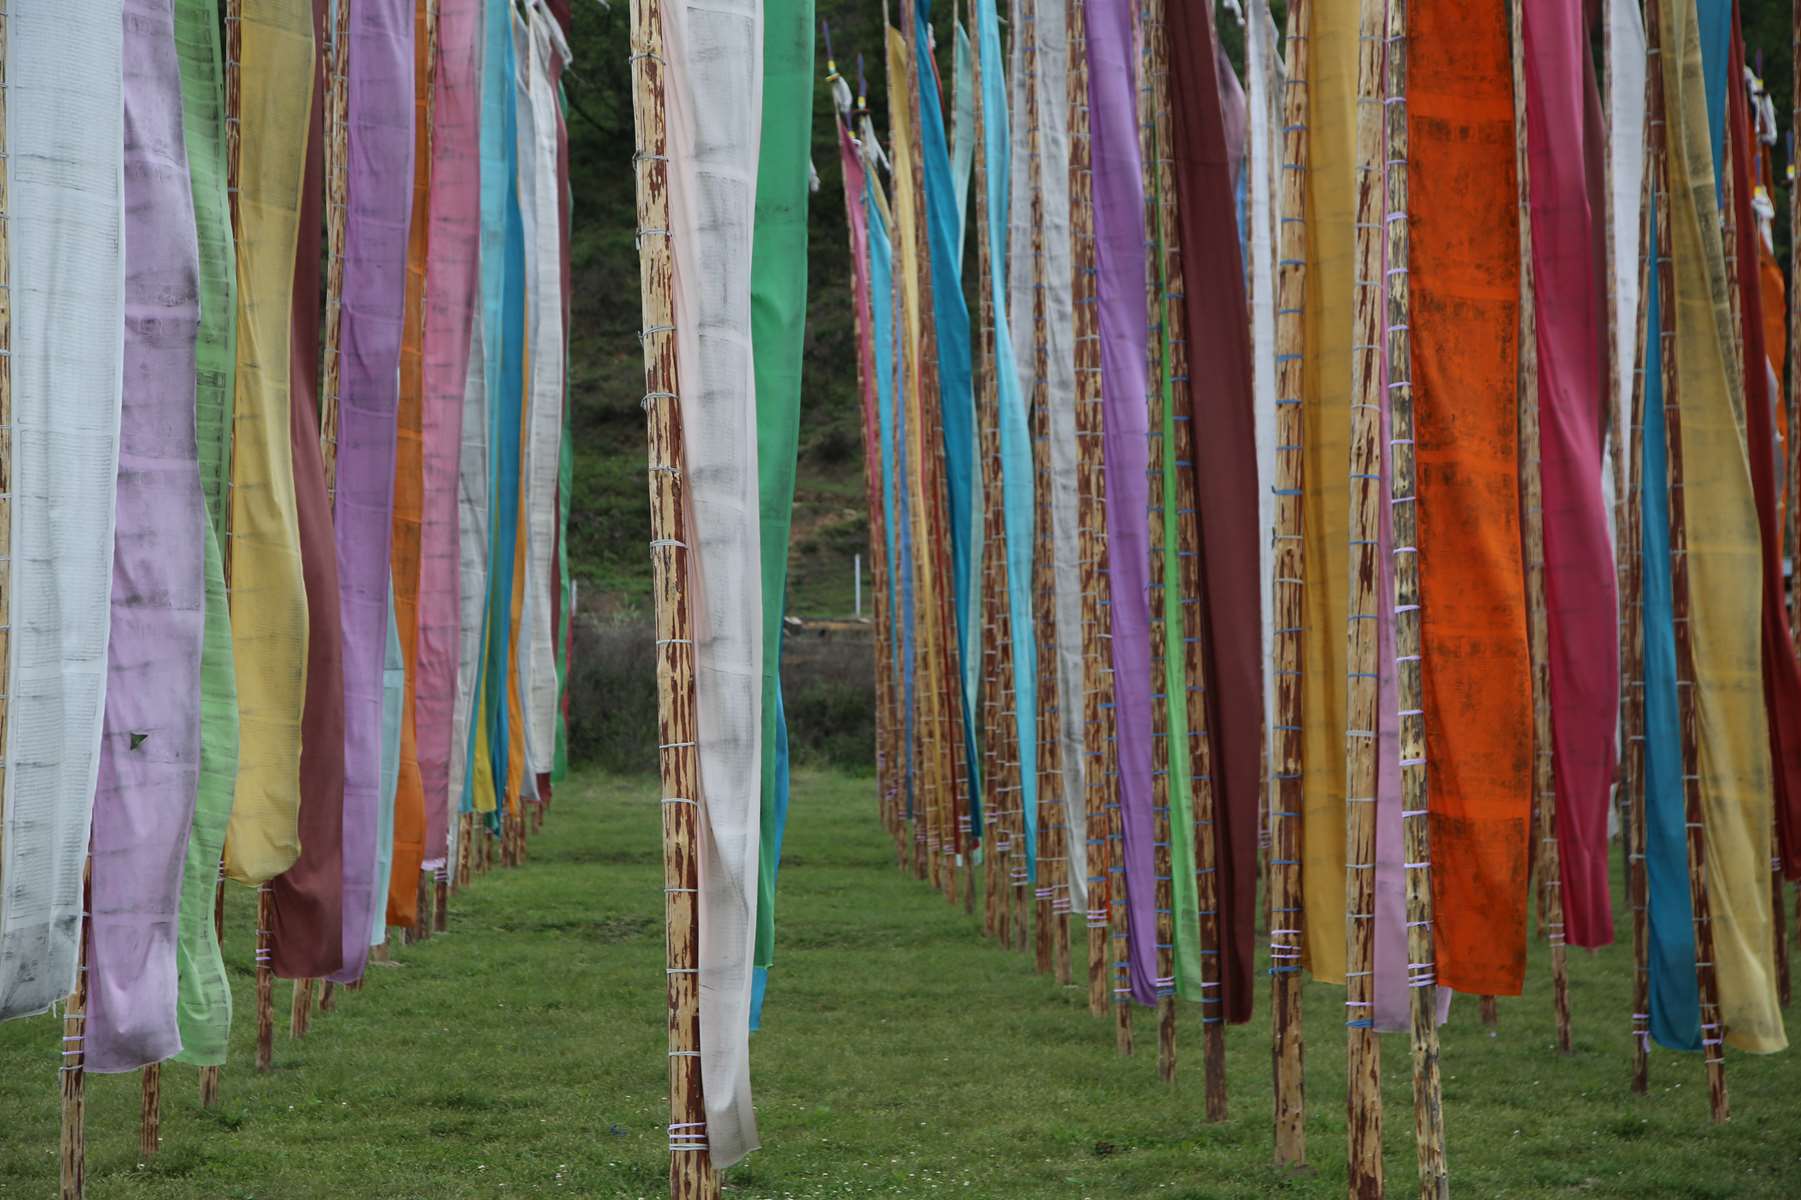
(970, 11), (1017, 947)
(1135, 0), (1176, 1087)
(320, 0), (350, 489)
(1380, 2), (1449, 1191)
(1625, 78), (1654, 1099)
(1068, 0), (1112, 1021)
(1267, 0), (1311, 1168)
(1024, 0), (1069, 982)
(140, 1062), (160, 1161)
(255, 885), (274, 1071)
(1147, 0), (1225, 1118)
(1645, 0), (1728, 1126)
(1344, 0), (1386, 1190)
(1511, 0), (1572, 1054)
(291, 978), (314, 1037)
(61, 875), (88, 1200)
(627, 0), (718, 1189)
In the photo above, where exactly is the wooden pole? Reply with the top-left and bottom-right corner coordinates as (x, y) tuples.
(435, 864), (449, 934)
(139, 1062), (161, 1161)
(61, 875), (89, 1200)
(1511, 0), (1573, 1055)
(1344, 0), (1386, 1190)
(320, 978), (337, 1012)
(1379, 2), (1449, 1191)
(1067, 0), (1112, 1023)
(1134, 0), (1176, 1087)
(1645, 0), (1729, 1125)
(1267, 0), (1311, 1169)
(969, 13), (1016, 949)
(255, 884), (274, 1072)
(898, 6), (953, 898)
(1625, 86), (1654, 1098)
(290, 978), (314, 1037)
(627, 0), (717, 1186)
(458, 811), (473, 888)
(320, 0), (350, 488)
(1023, 0), (1068, 983)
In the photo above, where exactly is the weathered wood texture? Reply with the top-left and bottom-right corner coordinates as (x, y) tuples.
(1344, 0), (1386, 1192)
(1267, 0), (1311, 1169)
(628, 0), (718, 1186)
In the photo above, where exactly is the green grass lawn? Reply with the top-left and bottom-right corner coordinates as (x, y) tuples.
(1, 768), (1797, 1198)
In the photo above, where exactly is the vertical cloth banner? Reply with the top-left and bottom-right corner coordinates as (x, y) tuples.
(1655, 0), (1784, 1053)
(271, 0), (347, 982)
(1085, 0), (1158, 1006)
(1606, 0), (1645, 557)
(951, 24), (976, 264)
(1523, 0), (1618, 949)
(388, 0), (435, 930)
(479, 0), (527, 823)
(220, 0), (313, 887)
(663, 0), (765, 1164)
(331, 0), (415, 981)
(453, 0), (499, 824)
(86, 0), (206, 1073)
(420, 0), (483, 874)
(1297, 0), (1353, 985)
(916, 0), (981, 847)
(1642, 198), (1700, 1051)
(1409, 0), (1533, 996)
(748, 0), (812, 1028)
(1727, 13), (1801, 883)
(886, 28), (924, 830)
(519, 5), (571, 782)
(0, 0), (126, 1022)
(170, 0), (242, 1065)
(985, 0), (1038, 868)
(1165, 0), (1264, 1023)
(1244, 0), (1281, 810)
(1031, 0), (1087, 918)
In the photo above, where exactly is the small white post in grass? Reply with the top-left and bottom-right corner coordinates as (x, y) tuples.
(854, 553), (862, 618)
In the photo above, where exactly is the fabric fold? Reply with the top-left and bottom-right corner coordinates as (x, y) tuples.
(220, 0), (312, 888)
(87, 0), (206, 1073)
(1084, 0), (1157, 1006)
(1409, 0), (1533, 996)
(331, 0), (415, 982)
(170, 0), (241, 1066)
(749, 0), (812, 1026)
(1655, 0), (1784, 1053)
(663, 0), (765, 1163)
(421, 0), (483, 877)
(1165, 0), (1263, 1024)
(1524, 0), (1618, 950)
(270, 0), (347, 982)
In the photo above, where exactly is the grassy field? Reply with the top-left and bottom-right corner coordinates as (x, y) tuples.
(1, 768), (1797, 1198)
